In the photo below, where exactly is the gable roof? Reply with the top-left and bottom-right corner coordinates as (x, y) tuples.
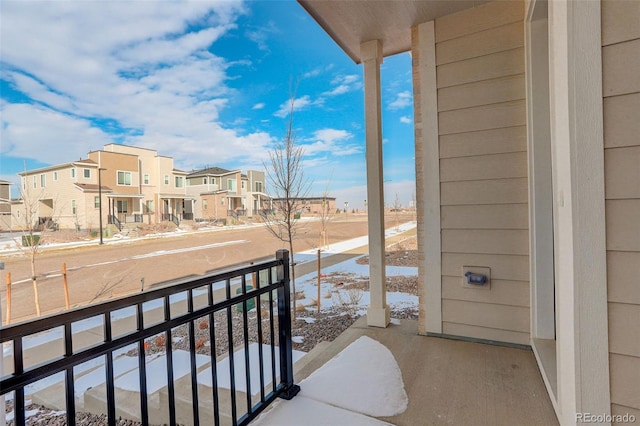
(188, 167), (236, 177)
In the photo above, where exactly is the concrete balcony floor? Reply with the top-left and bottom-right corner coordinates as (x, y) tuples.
(290, 316), (558, 426)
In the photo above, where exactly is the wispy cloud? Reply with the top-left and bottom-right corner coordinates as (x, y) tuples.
(323, 74), (362, 96)
(400, 116), (412, 124)
(388, 91), (412, 110)
(0, 1), (287, 171)
(301, 128), (362, 157)
(245, 21), (278, 52)
(273, 95), (324, 118)
(252, 102), (265, 110)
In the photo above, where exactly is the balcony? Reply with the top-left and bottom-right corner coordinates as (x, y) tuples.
(1, 250), (299, 426)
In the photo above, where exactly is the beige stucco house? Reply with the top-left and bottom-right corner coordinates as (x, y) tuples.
(186, 167), (269, 220)
(16, 144), (192, 230)
(0, 180), (12, 231)
(299, 0), (639, 423)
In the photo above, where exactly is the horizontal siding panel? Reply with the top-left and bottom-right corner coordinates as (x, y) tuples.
(602, 39), (640, 97)
(607, 251), (640, 305)
(437, 48), (524, 88)
(442, 299), (530, 333)
(606, 199), (640, 251)
(612, 404), (640, 422)
(601, 0), (640, 46)
(436, 21), (524, 66)
(604, 93), (640, 148)
(440, 126), (527, 159)
(441, 204), (529, 230)
(609, 353), (640, 409)
(442, 229), (529, 255)
(605, 146), (640, 199)
(435, 0), (524, 43)
(439, 100), (526, 135)
(441, 178), (529, 205)
(438, 74), (525, 112)
(440, 152), (528, 182)
(608, 302), (640, 357)
(442, 276), (530, 307)
(442, 322), (530, 346)
(442, 253), (529, 282)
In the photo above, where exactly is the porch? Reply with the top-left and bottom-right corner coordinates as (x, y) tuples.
(261, 316), (558, 425)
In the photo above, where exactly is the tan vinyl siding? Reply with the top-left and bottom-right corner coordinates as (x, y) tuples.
(602, 0), (640, 415)
(434, 0), (529, 345)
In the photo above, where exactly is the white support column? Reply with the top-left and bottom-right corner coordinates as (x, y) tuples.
(548, 0), (610, 423)
(361, 39), (389, 328)
(416, 21), (442, 334)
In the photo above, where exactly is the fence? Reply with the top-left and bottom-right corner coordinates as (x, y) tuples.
(1, 250), (299, 426)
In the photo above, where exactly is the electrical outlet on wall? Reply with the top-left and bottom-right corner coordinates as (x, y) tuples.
(462, 266), (491, 290)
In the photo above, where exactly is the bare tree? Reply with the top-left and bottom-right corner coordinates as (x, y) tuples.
(13, 170), (60, 316)
(318, 179), (335, 249)
(393, 192), (402, 231)
(263, 94), (311, 316)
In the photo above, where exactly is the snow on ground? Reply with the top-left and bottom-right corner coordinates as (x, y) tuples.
(254, 336), (407, 425)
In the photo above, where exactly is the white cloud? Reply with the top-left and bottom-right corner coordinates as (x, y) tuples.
(388, 91), (412, 110)
(252, 102), (266, 110)
(301, 129), (362, 157)
(1, 103), (113, 165)
(0, 1), (284, 171)
(274, 95), (324, 118)
(400, 116), (412, 124)
(323, 74), (361, 96)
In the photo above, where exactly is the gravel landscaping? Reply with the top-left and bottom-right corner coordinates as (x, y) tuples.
(5, 236), (419, 425)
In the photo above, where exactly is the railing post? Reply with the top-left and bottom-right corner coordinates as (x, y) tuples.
(276, 249), (300, 400)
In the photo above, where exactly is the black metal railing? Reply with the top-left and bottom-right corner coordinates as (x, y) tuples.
(1, 250), (299, 426)
(108, 215), (122, 231)
(162, 213), (180, 227)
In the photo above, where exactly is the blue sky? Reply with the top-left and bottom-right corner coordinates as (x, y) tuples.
(0, 0), (415, 209)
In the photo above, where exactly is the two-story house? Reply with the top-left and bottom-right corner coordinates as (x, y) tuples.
(15, 159), (108, 231)
(186, 167), (269, 220)
(15, 144), (192, 231)
(0, 179), (12, 231)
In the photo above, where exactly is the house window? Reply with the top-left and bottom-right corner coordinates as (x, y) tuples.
(203, 178), (207, 184)
(32, 176), (36, 188)
(175, 176), (183, 188)
(94, 196), (100, 208)
(71, 168), (76, 178)
(117, 171), (132, 186)
(143, 174), (150, 185)
(53, 171), (58, 181)
(164, 175), (169, 185)
(72, 200), (77, 215)
(242, 181), (246, 190)
(22, 178), (26, 190)
(116, 200), (128, 213)
(212, 178), (216, 184)
(84, 169), (91, 179)
(227, 179), (237, 192)
(255, 181), (263, 192)
(203, 199), (208, 210)
(145, 200), (154, 213)
(40, 174), (46, 188)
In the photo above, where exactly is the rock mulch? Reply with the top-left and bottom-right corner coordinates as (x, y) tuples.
(6, 236), (419, 425)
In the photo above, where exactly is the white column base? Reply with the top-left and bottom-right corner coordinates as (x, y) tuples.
(367, 306), (390, 328)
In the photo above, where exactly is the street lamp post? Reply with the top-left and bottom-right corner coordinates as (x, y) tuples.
(98, 168), (106, 245)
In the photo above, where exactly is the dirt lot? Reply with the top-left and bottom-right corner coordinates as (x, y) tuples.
(1, 213), (416, 324)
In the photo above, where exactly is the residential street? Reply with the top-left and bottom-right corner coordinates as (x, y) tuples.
(1, 213), (412, 324)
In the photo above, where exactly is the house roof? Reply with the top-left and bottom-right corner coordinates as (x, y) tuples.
(188, 166), (236, 177)
(75, 183), (113, 192)
(18, 159), (98, 175)
(297, 0), (487, 63)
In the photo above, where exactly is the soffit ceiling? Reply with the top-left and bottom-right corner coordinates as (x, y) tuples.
(298, 0), (488, 63)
